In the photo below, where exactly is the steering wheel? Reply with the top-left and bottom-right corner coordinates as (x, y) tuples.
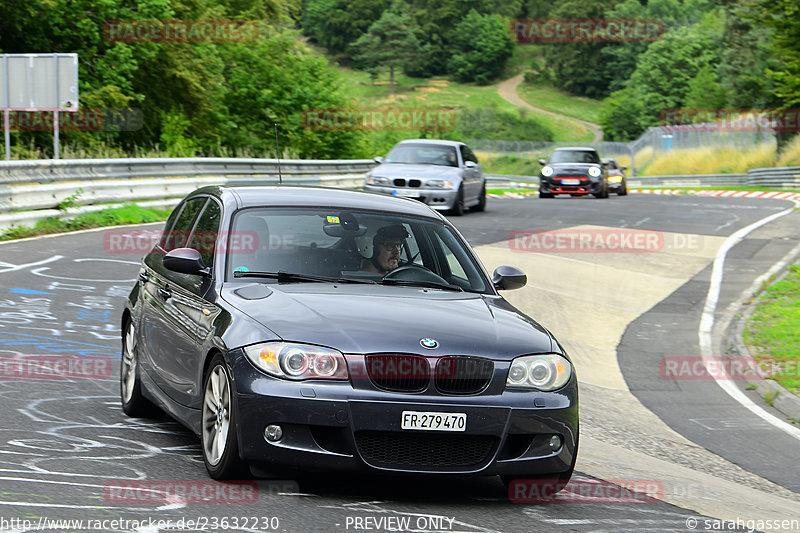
(382, 264), (448, 284)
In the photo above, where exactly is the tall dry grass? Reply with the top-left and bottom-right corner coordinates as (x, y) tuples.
(642, 144), (776, 175)
(776, 134), (800, 167)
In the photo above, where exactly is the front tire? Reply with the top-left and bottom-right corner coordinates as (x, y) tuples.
(472, 183), (486, 212)
(618, 181), (628, 196)
(450, 186), (465, 216)
(202, 355), (247, 479)
(120, 320), (161, 418)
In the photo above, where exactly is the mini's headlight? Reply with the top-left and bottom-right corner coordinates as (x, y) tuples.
(427, 179), (454, 189)
(588, 166), (601, 177)
(541, 166), (554, 177)
(244, 342), (349, 380)
(366, 175), (390, 185)
(506, 354), (572, 391)
(608, 175), (622, 183)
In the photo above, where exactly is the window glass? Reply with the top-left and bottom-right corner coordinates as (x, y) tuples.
(159, 203), (184, 248)
(550, 150), (600, 164)
(187, 200), (221, 268)
(461, 145), (478, 163)
(164, 197), (206, 251)
(226, 208), (488, 293)
(385, 144), (458, 167)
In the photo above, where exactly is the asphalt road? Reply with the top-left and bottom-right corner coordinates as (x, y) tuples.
(0, 193), (796, 532)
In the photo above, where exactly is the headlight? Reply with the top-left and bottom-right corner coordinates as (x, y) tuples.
(541, 166), (554, 177)
(588, 166), (601, 177)
(506, 354), (572, 391)
(608, 175), (622, 183)
(366, 175), (390, 185)
(427, 179), (454, 189)
(244, 342), (349, 380)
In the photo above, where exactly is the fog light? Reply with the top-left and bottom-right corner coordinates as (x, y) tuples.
(265, 424), (283, 442)
(548, 435), (562, 451)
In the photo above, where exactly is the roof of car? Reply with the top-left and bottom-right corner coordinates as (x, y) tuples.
(552, 146), (598, 151)
(194, 185), (443, 218)
(395, 139), (463, 147)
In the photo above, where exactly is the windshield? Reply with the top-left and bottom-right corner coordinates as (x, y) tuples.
(384, 144), (459, 167)
(549, 150), (600, 164)
(226, 208), (488, 293)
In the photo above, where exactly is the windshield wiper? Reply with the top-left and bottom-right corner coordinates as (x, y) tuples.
(378, 278), (464, 292)
(234, 271), (376, 284)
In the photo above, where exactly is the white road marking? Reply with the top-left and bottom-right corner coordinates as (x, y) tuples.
(0, 255), (63, 274)
(698, 197), (800, 440)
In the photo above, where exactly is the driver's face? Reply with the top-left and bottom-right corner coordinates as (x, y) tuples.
(376, 240), (403, 272)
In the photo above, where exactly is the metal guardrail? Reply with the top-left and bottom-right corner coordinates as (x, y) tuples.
(747, 166), (800, 188)
(627, 174), (748, 188)
(1, 158), (799, 231)
(0, 157), (376, 186)
(0, 157), (377, 230)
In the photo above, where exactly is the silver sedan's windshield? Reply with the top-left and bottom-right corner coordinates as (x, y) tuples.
(226, 208), (488, 293)
(385, 144), (458, 167)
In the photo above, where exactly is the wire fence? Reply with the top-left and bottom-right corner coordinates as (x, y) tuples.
(471, 127), (778, 177)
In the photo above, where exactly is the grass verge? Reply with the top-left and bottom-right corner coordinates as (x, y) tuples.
(743, 263), (800, 397)
(0, 204), (172, 242)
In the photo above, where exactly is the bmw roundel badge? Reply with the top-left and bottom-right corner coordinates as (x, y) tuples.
(420, 338), (438, 349)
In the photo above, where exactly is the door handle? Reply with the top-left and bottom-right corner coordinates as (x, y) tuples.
(158, 285), (172, 300)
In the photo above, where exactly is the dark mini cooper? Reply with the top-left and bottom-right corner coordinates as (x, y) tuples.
(120, 186), (578, 488)
(538, 147), (609, 198)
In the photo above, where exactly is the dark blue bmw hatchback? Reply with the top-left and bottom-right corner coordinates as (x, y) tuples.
(120, 186), (578, 488)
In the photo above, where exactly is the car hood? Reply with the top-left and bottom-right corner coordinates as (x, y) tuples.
(221, 284), (553, 360)
(370, 163), (461, 179)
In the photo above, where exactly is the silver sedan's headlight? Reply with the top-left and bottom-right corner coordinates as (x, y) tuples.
(506, 354), (572, 391)
(427, 179), (454, 189)
(541, 166), (554, 177)
(366, 175), (390, 185)
(244, 342), (349, 380)
(588, 166), (601, 177)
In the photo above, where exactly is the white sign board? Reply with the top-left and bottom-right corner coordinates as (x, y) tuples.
(1, 53), (79, 111)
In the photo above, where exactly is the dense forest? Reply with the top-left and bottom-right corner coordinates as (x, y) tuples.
(0, 0), (797, 157)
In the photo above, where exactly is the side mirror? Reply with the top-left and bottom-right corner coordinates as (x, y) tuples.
(620, 166), (627, 171)
(373, 156), (385, 164)
(464, 161), (476, 168)
(164, 248), (210, 276)
(492, 265), (527, 291)
(537, 158), (546, 166)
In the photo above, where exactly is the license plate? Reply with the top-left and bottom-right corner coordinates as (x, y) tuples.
(393, 189), (419, 198)
(562, 179), (580, 185)
(401, 411), (466, 432)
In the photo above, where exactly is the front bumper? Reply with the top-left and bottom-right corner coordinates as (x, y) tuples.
(363, 184), (458, 210)
(540, 176), (602, 195)
(230, 351), (578, 477)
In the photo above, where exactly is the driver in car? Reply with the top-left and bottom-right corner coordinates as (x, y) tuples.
(362, 224), (408, 275)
